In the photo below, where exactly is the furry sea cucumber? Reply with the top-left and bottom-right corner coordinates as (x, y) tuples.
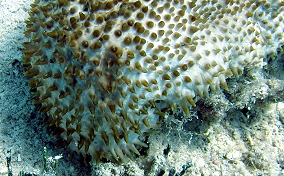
(22, 0), (284, 163)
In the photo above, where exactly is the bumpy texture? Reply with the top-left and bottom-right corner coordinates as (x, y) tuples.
(22, 0), (284, 163)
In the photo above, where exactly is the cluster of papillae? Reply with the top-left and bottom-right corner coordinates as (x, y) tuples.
(22, 0), (284, 163)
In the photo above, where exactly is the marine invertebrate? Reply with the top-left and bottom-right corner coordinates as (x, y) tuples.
(22, 0), (284, 163)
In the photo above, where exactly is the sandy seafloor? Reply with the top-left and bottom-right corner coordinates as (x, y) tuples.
(0, 0), (284, 175)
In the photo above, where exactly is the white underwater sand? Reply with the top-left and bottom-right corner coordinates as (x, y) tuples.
(0, 0), (284, 175)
